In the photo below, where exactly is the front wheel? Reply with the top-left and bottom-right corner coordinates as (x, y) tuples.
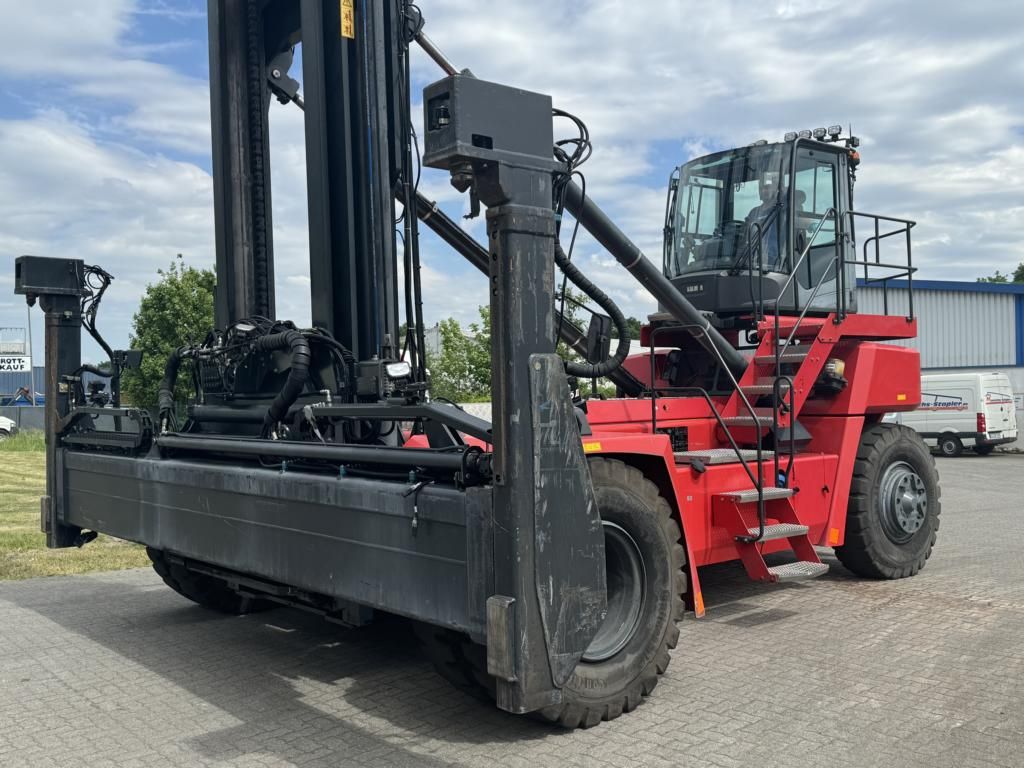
(938, 434), (962, 457)
(417, 458), (687, 729)
(147, 548), (272, 615)
(538, 458), (686, 728)
(0, 429), (9, 442)
(835, 424), (941, 579)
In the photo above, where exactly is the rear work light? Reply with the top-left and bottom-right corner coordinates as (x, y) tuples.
(977, 412), (987, 434)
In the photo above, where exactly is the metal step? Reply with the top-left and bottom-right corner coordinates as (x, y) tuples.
(754, 349), (810, 365)
(767, 561), (829, 582)
(741, 379), (791, 396)
(720, 487), (794, 503)
(769, 318), (827, 338)
(675, 448), (775, 465)
(721, 414), (774, 427)
(745, 523), (808, 541)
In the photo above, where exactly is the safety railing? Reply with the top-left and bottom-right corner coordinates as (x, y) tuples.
(844, 211), (917, 320)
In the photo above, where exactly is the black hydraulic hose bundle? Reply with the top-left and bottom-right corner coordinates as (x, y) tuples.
(306, 330), (356, 392)
(77, 364), (113, 378)
(157, 327), (312, 435)
(254, 330), (311, 433)
(553, 242), (631, 378)
(157, 347), (184, 421)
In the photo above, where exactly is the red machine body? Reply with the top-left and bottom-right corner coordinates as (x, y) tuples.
(581, 312), (920, 615)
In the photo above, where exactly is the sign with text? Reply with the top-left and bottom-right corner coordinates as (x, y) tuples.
(0, 355), (30, 372)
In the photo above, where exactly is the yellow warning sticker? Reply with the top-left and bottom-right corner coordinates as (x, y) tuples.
(582, 442), (602, 454)
(341, 0), (355, 39)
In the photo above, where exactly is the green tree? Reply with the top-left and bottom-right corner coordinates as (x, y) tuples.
(979, 262), (1024, 283)
(426, 310), (491, 402)
(623, 316), (643, 341)
(121, 258), (216, 409)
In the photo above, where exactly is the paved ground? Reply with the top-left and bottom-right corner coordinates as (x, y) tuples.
(1, 454), (1022, 768)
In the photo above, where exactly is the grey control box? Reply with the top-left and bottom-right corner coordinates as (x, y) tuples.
(422, 74), (558, 172)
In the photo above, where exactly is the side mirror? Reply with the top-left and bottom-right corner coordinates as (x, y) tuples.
(114, 350), (143, 370)
(585, 314), (612, 364)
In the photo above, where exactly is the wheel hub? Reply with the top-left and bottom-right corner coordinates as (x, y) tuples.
(879, 461), (928, 543)
(582, 522), (646, 663)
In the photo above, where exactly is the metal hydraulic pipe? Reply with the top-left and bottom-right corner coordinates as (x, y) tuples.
(561, 183), (748, 377)
(414, 31), (459, 76)
(157, 434), (482, 472)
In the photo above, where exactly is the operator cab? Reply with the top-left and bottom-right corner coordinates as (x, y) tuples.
(663, 130), (861, 325)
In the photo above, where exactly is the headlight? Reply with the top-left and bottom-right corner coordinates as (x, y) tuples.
(385, 361), (412, 380)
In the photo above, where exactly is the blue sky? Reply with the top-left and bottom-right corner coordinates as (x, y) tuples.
(1, 0), (1022, 362)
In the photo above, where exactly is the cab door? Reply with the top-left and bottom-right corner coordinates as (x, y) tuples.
(790, 146), (852, 313)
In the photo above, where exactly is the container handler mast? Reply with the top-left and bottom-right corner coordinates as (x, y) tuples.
(14, 0), (938, 728)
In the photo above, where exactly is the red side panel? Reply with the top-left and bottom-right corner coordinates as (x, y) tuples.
(801, 342), (921, 416)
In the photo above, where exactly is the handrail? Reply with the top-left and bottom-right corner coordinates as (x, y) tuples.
(769, 207), (840, 315)
(767, 208), (840, 432)
(648, 323), (769, 542)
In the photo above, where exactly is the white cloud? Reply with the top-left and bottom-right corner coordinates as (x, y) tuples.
(2, 0), (1023, 359)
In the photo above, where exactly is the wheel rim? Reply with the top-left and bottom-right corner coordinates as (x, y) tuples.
(582, 522), (646, 663)
(878, 461), (928, 544)
(941, 438), (957, 455)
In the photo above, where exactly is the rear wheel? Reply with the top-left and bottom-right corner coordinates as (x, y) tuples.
(147, 548), (271, 615)
(938, 434), (962, 457)
(417, 458), (686, 729)
(973, 444), (995, 456)
(835, 424), (940, 579)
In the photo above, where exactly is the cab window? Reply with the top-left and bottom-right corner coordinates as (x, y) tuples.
(793, 151), (837, 248)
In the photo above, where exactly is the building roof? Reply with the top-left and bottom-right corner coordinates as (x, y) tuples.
(856, 278), (1024, 295)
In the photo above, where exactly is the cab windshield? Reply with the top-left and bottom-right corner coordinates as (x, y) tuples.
(665, 144), (792, 278)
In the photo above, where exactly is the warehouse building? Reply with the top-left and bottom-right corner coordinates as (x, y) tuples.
(857, 278), (1023, 448)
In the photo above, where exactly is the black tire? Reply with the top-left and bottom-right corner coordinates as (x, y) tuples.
(417, 458), (686, 729)
(0, 430), (9, 442)
(938, 434), (962, 457)
(835, 423), (940, 579)
(147, 547), (271, 615)
(413, 622), (495, 702)
(973, 444), (995, 456)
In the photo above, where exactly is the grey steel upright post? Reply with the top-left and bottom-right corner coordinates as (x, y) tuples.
(14, 257), (87, 548)
(27, 306), (37, 406)
(207, 0), (278, 327)
(422, 75), (607, 712)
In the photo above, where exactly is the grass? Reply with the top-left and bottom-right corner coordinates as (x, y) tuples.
(0, 432), (150, 580)
(0, 430), (45, 452)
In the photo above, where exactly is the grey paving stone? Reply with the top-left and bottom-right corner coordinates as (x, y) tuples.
(0, 455), (1021, 767)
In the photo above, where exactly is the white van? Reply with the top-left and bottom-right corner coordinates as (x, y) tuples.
(885, 372), (1017, 456)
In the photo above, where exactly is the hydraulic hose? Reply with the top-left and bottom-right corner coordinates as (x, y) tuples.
(255, 330), (312, 431)
(306, 331), (356, 392)
(554, 243), (631, 378)
(157, 347), (184, 416)
(77, 365), (113, 378)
